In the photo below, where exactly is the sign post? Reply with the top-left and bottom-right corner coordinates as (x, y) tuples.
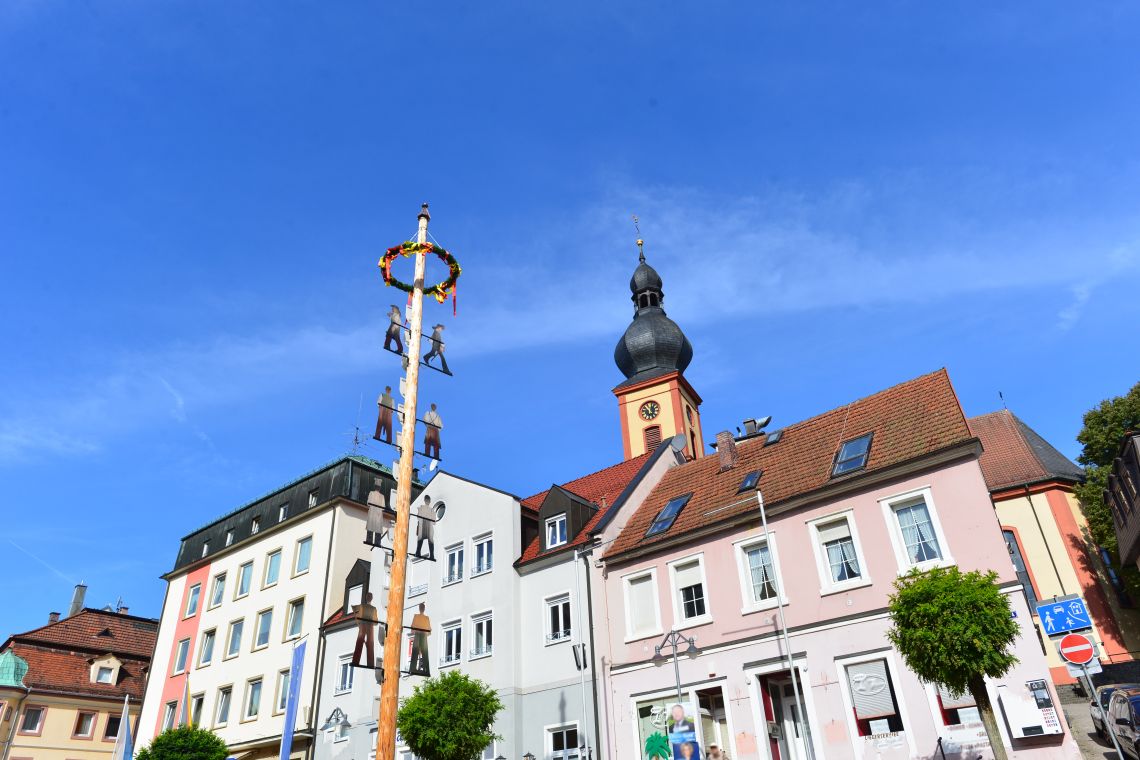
(1058, 632), (1124, 760)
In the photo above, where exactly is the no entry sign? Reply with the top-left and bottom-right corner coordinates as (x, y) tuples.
(1059, 633), (1095, 665)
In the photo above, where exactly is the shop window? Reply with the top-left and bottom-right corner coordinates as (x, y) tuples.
(845, 659), (904, 735)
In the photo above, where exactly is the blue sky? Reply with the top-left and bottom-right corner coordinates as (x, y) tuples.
(1, 1), (1138, 633)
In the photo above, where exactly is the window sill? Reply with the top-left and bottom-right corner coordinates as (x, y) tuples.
(196, 660), (213, 670)
(674, 614), (713, 631)
(740, 598), (788, 616)
(262, 582), (279, 591)
(471, 568), (492, 578)
(545, 635), (572, 647)
(239, 715), (259, 724)
(441, 577), (463, 588)
(895, 558), (955, 575)
(252, 643), (270, 652)
(624, 628), (664, 645)
(439, 658), (462, 669)
(223, 653), (240, 662)
(292, 569), (311, 579)
(334, 688), (352, 696)
(469, 650), (493, 661)
(819, 578), (873, 597)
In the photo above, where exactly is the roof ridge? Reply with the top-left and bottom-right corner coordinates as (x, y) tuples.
(521, 452), (651, 504)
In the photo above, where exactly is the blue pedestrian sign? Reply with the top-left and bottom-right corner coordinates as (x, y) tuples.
(1036, 598), (1092, 635)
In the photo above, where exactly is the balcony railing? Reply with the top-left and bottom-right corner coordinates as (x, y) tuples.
(473, 561), (492, 575)
(440, 653), (461, 666)
(408, 583), (428, 597)
(546, 629), (572, 642)
(443, 570), (463, 585)
(470, 645), (493, 657)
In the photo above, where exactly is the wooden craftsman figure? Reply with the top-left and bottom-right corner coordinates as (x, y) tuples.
(352, 593), (380, 669)
(414, 494), (435, 560)
(383, 305), (405, 354)
(374, 386), (396, 444)
(365, 477), (393, 547)
(422, 323), (449, 373)
(408, 602), (431, 677)
(423, 403), (442, 459)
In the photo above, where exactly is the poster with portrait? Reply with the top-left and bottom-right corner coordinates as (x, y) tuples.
(666, 701), (701, 760)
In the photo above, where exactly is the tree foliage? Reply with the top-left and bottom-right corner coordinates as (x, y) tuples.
(134, 726), (229, 760)
(1076, 381), (1140, 557)
(397, 670), (503, 760)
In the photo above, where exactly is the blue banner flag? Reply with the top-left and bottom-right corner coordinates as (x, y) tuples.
(279, 640), (307, 760)
(110, 695), (133, 760)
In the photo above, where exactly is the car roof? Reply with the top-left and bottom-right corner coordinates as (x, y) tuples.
(1101, 683), (1140, 694)
(1112, 687), (1140, 702)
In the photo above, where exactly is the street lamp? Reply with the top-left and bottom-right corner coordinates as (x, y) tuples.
(652, 630), (701, 703)
(523, 753), (536, 760)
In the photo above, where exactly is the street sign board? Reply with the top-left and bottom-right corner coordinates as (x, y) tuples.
(1036, 598), (1092, 635)
(1066, 658), (1103, 678)
(1058, 633), (1095, 665)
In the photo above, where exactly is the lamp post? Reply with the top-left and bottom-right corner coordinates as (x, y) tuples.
(651, 630), (701, 703)
(523, 753), (536, 760)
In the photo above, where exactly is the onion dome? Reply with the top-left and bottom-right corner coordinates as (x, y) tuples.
(614, 245), (693, 386)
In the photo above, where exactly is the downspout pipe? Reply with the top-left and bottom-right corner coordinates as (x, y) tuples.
(579, 547), (604, 760)
(1, 687), (30, 760)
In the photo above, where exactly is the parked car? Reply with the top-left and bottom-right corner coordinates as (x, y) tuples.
(1094, 684), (1140, 738)
(1107, 687), (1140, 756)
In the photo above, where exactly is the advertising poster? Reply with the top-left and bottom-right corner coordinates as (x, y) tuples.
(666, 701), (701, 760)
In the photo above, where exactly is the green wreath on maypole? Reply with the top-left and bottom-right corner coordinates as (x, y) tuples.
(378, 241), (462, 305)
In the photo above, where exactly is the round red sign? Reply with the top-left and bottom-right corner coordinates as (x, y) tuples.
(1059, 632), (1095, 665)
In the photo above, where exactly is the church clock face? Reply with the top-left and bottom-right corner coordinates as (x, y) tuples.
(639, 400), (661, 421)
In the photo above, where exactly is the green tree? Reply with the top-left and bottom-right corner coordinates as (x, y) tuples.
(1075, 381), (1140, 559)
(888, 567), (1019, 760)
(135, 725), (229, 760)
(396, 670), (503, 760)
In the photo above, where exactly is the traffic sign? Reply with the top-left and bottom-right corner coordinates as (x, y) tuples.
(1058, 633), (1095, 665)
(1036, 597), (1092, 635)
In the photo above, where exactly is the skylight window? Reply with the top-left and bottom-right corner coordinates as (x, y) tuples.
(646, 494), (692, 537)
(765, 429), (783, 445)
(737, 470), (762, 493)
(832, 433), (873, 476)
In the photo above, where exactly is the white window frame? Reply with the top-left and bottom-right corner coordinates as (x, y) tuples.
(667, 553), (713, 629)
(336, 655), (354, 694)
(225, 529), (234, 547)
(546, 514), (568, 548)
(834, 649), (917, 758)
(544, 591), (573, 645)
(225, 619), (244, 659)
(208, 573), (226, 609)
(251, 516), (260, 534)
(235, 561), (254, 599)
(162, 701), (177, 731)
(733, 532), (787, 614)
(806, 510), (872, 596)
(172, 638), (190, 675)
(472, 533), (493, 576)
(293, 535), (313, 576)
(184, 584), (201, 618)
(443, 543), (464, 586)
(243, 677), (263, 722)
(471, 611), (493, 659)
(95, 665), (114, 684)
(274, 669), (291, 714)
(286, 597), (305, 640)
(190, 693), (205, 726)
(253, 608), (273, 650)
(621, 567), (663, 643)
(545, 720), (581, 760)
(197, 628), (216, 667)
(214, 686), (232, 727)
(264, 549), (282, 588)
(441, 620), (463, 667)
(879, 486), (954, 573)
(278, 504), (288, 522)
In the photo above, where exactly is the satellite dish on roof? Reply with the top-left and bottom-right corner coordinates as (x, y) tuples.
(669, 434), (687, 451)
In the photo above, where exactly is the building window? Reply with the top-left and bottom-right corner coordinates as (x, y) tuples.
(737, 470), (761, 493)
(278, 504), (288, 522)
(936, 684), (980, 726)
(184, 584), (201, 617)
(18, 706), (44, 734)
(104, 714), (122, 739)
(295, 536), (313, 575)
(226, 619), (244, 658)
(844, 658), (904, 735)
(1004, 529), (1039, 611)
(472, 613), (493, 658)
(546, 514), (568, 548)
(646, 494), (692, 538)
(190, 693), (204, 726)
(73, 711), (95, 738)
(244, 678), (263, 721)
(481, 743), (496, 760)
(236, 561), (254, 598)
(173, 638), (190, 674)
(198, 629), (216, 667)
(833, 432), (873, 476)
(670, 557), (710, 623)
(251, 516), (260, 534)
(442, 622), (462, 665)
(286, 598), (305, 639)
(253, 609), (273, 649)
(736, 535), (783, 610)
(473, 534), (493, 575)
(623, 570), (661, 640)
(336, 655), (354, 693)
(275, 669), (291, 713)
(209, 573), (226, 608)
(215, 687), (232, 726)
(884, 491), (946, 568)
(201, 541), (209, 558)
(644, 425), (662, 452)
(225, 529), (234, 547)
(162, 701), (177, 731)
(445, 544), (464, 584)
(95, 665), (114, 684)
(546, 593), (572, 642)
(308, 488), (319, 508)
(264, 550), (282, 587)
(549, 724), (580, 760)
(810, 513), (868, 591)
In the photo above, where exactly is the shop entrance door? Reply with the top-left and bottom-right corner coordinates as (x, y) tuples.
(767, 677), (808, 760)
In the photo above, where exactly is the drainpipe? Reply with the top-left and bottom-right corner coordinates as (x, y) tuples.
(573, 549), (593, 759)
(1025, 485), (1066, 595)
(579, 548), (604, 760)
(1, 687), (30, 760)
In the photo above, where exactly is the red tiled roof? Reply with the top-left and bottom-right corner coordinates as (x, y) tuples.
(1, 609), (157, 702)
(518, 453), (652, 564)
(322, 607), (357, 628)
(968, 410), (1084, 492)
(605, 369), (973, 559)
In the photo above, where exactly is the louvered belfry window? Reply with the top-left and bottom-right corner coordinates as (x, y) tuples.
(644, 425), (662, 451)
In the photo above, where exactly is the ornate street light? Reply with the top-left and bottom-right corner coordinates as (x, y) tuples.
(523, 754), (536, 760)
(652, 630), (701, 702)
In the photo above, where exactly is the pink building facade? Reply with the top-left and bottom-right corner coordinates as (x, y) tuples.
(592, 370), (1081, 760)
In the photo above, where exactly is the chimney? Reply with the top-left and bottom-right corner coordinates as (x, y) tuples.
(117, 605), (129, 616)
(48, 611), (61, 624)
(68, 583), (87, 618)
(716, 431), (738, 472)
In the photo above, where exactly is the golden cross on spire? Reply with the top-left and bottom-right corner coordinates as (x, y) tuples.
(632, 214), (645, 262)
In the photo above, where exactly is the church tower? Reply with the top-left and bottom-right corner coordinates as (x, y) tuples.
(613, 240), (705, 460)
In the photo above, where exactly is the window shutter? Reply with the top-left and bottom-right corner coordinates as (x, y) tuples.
(674, 561), (702, 589)
(846, 660), (896, 719)
(817, 519), (852, 544)
(628, 575), (656, 633)
(645, 426), (662, 451)
(937, 684), (976, 710)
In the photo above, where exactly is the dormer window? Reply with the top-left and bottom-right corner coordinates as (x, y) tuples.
(546, 514), (568, 549)
(95, 666), (113, 684)
(737, 470), (761, 493)
(646, 494), (692, 538)
(201, 541), (209, 558)
(832, 433), (873, 477)
(89, 655), (122, 686)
